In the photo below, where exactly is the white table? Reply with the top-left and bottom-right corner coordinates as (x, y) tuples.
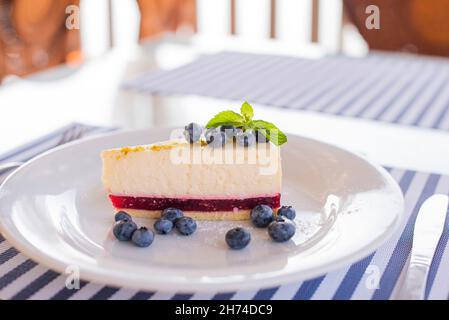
(1, 36), (449, 300)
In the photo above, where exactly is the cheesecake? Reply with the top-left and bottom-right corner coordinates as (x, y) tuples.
(101, 140), (282, 220)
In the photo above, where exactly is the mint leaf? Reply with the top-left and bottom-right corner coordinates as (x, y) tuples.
(205, 110), (245, 128)
(251, 120), (287, 146)
(241, 101), (254, 122)
(204, 103), (288, 146)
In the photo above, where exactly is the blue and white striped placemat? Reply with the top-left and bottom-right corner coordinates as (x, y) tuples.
(1, 123), (449, 300)
(124, 51), (449, 131)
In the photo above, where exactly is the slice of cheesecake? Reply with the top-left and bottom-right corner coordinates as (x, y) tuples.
(101, 140), (282, 220)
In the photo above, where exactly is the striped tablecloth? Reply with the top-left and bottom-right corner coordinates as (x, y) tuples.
(124, 51), (449, 131)
(0, 123), (449, 300)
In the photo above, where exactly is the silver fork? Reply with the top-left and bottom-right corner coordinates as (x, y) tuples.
(0, 125), (87, 182)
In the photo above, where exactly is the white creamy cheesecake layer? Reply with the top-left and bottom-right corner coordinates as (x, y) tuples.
(101, 140), (282, 198)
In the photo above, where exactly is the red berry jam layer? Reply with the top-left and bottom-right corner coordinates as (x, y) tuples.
(109, 194), (281, 212)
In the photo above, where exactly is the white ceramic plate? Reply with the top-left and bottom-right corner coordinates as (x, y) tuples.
(0, 128), (404, 292)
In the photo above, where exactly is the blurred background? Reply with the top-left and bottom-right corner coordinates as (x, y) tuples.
(1, 0), (449, 153)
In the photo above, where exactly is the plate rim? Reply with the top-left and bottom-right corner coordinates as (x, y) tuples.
(0, 128), (405, 292)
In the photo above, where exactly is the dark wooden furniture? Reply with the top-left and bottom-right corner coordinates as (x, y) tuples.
(137, 0), (196, 40)
(344, 0), (449, 57)
(0, 0), (81, 81)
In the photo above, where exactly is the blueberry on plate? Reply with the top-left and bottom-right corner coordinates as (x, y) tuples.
(268, 218), (296, 242)
(277, 206), (296, 220)
(175, 217), (197, 236)
(114, 211), (131, 222)
(236, 130), (256, 147)
(250, 204), (274, 228)
(113, 219), (137, 241)
(205, 128), (227, 147)
(131, 227), (154, 247)
(272, 215), (285, 222)
(184, 123), (202, 144)
(225, 227), (251, 250)
(154, 219), (173, 234)
(161, 208), (184, 222)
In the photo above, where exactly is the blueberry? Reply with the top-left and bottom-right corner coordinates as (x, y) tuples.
(184, 123), (202, 144)
(131, 227), (154, 247)
(250, 205), (274, 228)
(175, 217), (197, 236)
(161, 208), (184, 222)
(255, 130), (269, 143)
(205, 128), (227, 147)
(277, 206), (296, 220)
(220, 125), (238, 140)
(234, 127), (244, 135)
(225, 227), (251, 250)
(268, 219), (296, 242)
(154, 219), (173, 234)
(114, 211), (131, 222)
(113, 219), (137, 241)
(204, 128), (214, 141)
(220, 124), (236, 132)
(236, 130), (256, 147)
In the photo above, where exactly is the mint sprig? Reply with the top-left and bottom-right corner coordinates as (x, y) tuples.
(205, 101), (287, 146)
(241, 101), (254, 122)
